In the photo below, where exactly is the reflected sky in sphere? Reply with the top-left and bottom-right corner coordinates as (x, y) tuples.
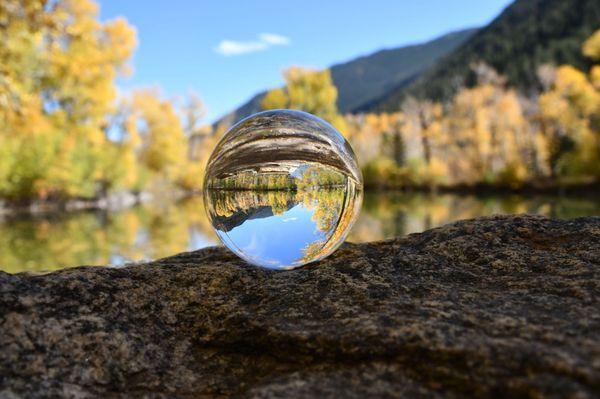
(225, 203), (325, 268)
(203, 110), (363, 270)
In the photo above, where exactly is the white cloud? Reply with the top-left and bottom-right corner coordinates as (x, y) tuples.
(215, 33), (290, 56)
(215, 40), (267, 56)
(259, 33), (290, 45)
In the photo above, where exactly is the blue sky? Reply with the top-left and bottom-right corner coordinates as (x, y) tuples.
(223, 204), (324, 269)
(99, 0), (513, 123)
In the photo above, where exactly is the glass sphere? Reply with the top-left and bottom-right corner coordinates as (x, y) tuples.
(203, 110), (363, 270)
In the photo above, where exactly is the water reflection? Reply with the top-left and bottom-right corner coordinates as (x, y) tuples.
(349, 192), (600, 242)
(204, 182), (362, 269)
(0, 197), (217, 274)
(0, 192), (598, 273)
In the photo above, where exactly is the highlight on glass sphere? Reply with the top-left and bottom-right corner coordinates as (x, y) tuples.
(203, 109), (363, 270)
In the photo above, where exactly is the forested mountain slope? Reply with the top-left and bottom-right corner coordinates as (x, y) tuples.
(361, 0), (600, 112)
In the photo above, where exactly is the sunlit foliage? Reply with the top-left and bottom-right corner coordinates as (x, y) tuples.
(537, 33), (600, 178)
(0, 0), (136, 201)
(261, 67), (348, 132)
(345, 30), (600, 188)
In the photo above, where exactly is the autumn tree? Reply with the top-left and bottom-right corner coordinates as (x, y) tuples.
(345, 112), (417, 189)
(0, 0), (136, 200)
(345, 113), (401, 167)
(181, 91), (207, 137)
(443, 64), (530, 186)
(124, 89), (188, 185)
(538, 29), (600, 178)
(261, 67), (347, 132)
(400, 98), (449, 185)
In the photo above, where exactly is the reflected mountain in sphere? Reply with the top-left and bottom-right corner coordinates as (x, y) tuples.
(204, 110), (363, 270)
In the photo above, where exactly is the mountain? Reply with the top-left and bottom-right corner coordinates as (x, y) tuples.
(361, 0), (600, 112)
(215, 28), (477, 127)
(331, 28), (478, 112)
(215, 92), (265, 129)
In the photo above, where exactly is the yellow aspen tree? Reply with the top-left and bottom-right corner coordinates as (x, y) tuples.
(129, 89), (188, 184)
(539, 68), (599, 177)
(0, 0), (136, 200)
(261, 67), (347, 133)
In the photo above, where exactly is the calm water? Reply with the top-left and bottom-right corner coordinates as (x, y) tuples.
(1, 192), (598, 273)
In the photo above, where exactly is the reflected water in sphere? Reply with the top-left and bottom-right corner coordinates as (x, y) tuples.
(203, 110), (363, 270)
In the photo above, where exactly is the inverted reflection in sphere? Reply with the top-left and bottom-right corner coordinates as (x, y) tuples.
(203, 110), (363, 270)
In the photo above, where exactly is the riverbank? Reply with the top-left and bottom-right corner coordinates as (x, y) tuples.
(0, 191), (153, 217)
(364, 178), (600, 196)
(2, 178), (599, 217)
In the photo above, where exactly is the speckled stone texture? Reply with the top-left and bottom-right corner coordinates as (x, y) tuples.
(1, 215), (599, 398)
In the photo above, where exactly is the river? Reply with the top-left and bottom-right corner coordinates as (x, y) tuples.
(1, 192), (598, 273)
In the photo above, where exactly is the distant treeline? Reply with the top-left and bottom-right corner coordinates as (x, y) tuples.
(1, 0), (598, 204)
(206, 166), (346, 191)
(261, 36), (600, 190)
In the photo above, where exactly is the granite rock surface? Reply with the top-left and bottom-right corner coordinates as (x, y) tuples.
(1, 215), (599, 398)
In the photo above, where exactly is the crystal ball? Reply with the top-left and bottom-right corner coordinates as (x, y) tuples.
(203, 110), (363, 270)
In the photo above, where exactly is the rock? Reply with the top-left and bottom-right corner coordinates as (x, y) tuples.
(1, 215), (599, 398)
